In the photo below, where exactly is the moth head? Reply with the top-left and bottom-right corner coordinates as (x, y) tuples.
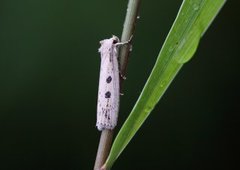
(98, 35), (120, 53)
(112, 35), (120, 44)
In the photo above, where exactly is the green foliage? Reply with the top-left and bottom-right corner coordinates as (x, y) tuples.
(104, 0), (226, 169)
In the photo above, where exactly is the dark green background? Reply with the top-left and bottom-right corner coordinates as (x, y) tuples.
(0, 1), (239, 169)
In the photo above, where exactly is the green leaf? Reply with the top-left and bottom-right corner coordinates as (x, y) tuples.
(104, 0), (226, 169)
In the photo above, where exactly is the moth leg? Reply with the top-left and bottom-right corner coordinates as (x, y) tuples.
(115, 35), (133, 47)
(120, 74), (127, 80)
(119, 72), (127, 80)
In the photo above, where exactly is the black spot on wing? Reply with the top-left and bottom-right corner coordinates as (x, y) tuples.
(105, 91), (111, 98)
(106, 76), (112, 83)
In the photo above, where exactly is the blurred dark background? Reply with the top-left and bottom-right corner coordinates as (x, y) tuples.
(0, 0), (239, 170)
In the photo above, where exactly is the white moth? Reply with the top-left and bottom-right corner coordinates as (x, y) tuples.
(96, 35), (121, 131)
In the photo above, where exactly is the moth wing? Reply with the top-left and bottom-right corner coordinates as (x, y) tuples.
(97, 52), (119, 130)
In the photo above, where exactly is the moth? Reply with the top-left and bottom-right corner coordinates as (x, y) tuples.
(96, 35), (130, 131)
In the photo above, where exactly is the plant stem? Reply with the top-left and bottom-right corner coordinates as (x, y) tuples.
(119, 0), (141, 80)
(94, 1), (141, 170)
(94, 130), (113, 170)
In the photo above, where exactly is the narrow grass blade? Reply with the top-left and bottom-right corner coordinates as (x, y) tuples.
(104, 0), (226, 169)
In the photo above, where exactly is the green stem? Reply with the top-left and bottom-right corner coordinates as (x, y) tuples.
(94, 1), (141, 170)
(119, 0), (141, 80)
